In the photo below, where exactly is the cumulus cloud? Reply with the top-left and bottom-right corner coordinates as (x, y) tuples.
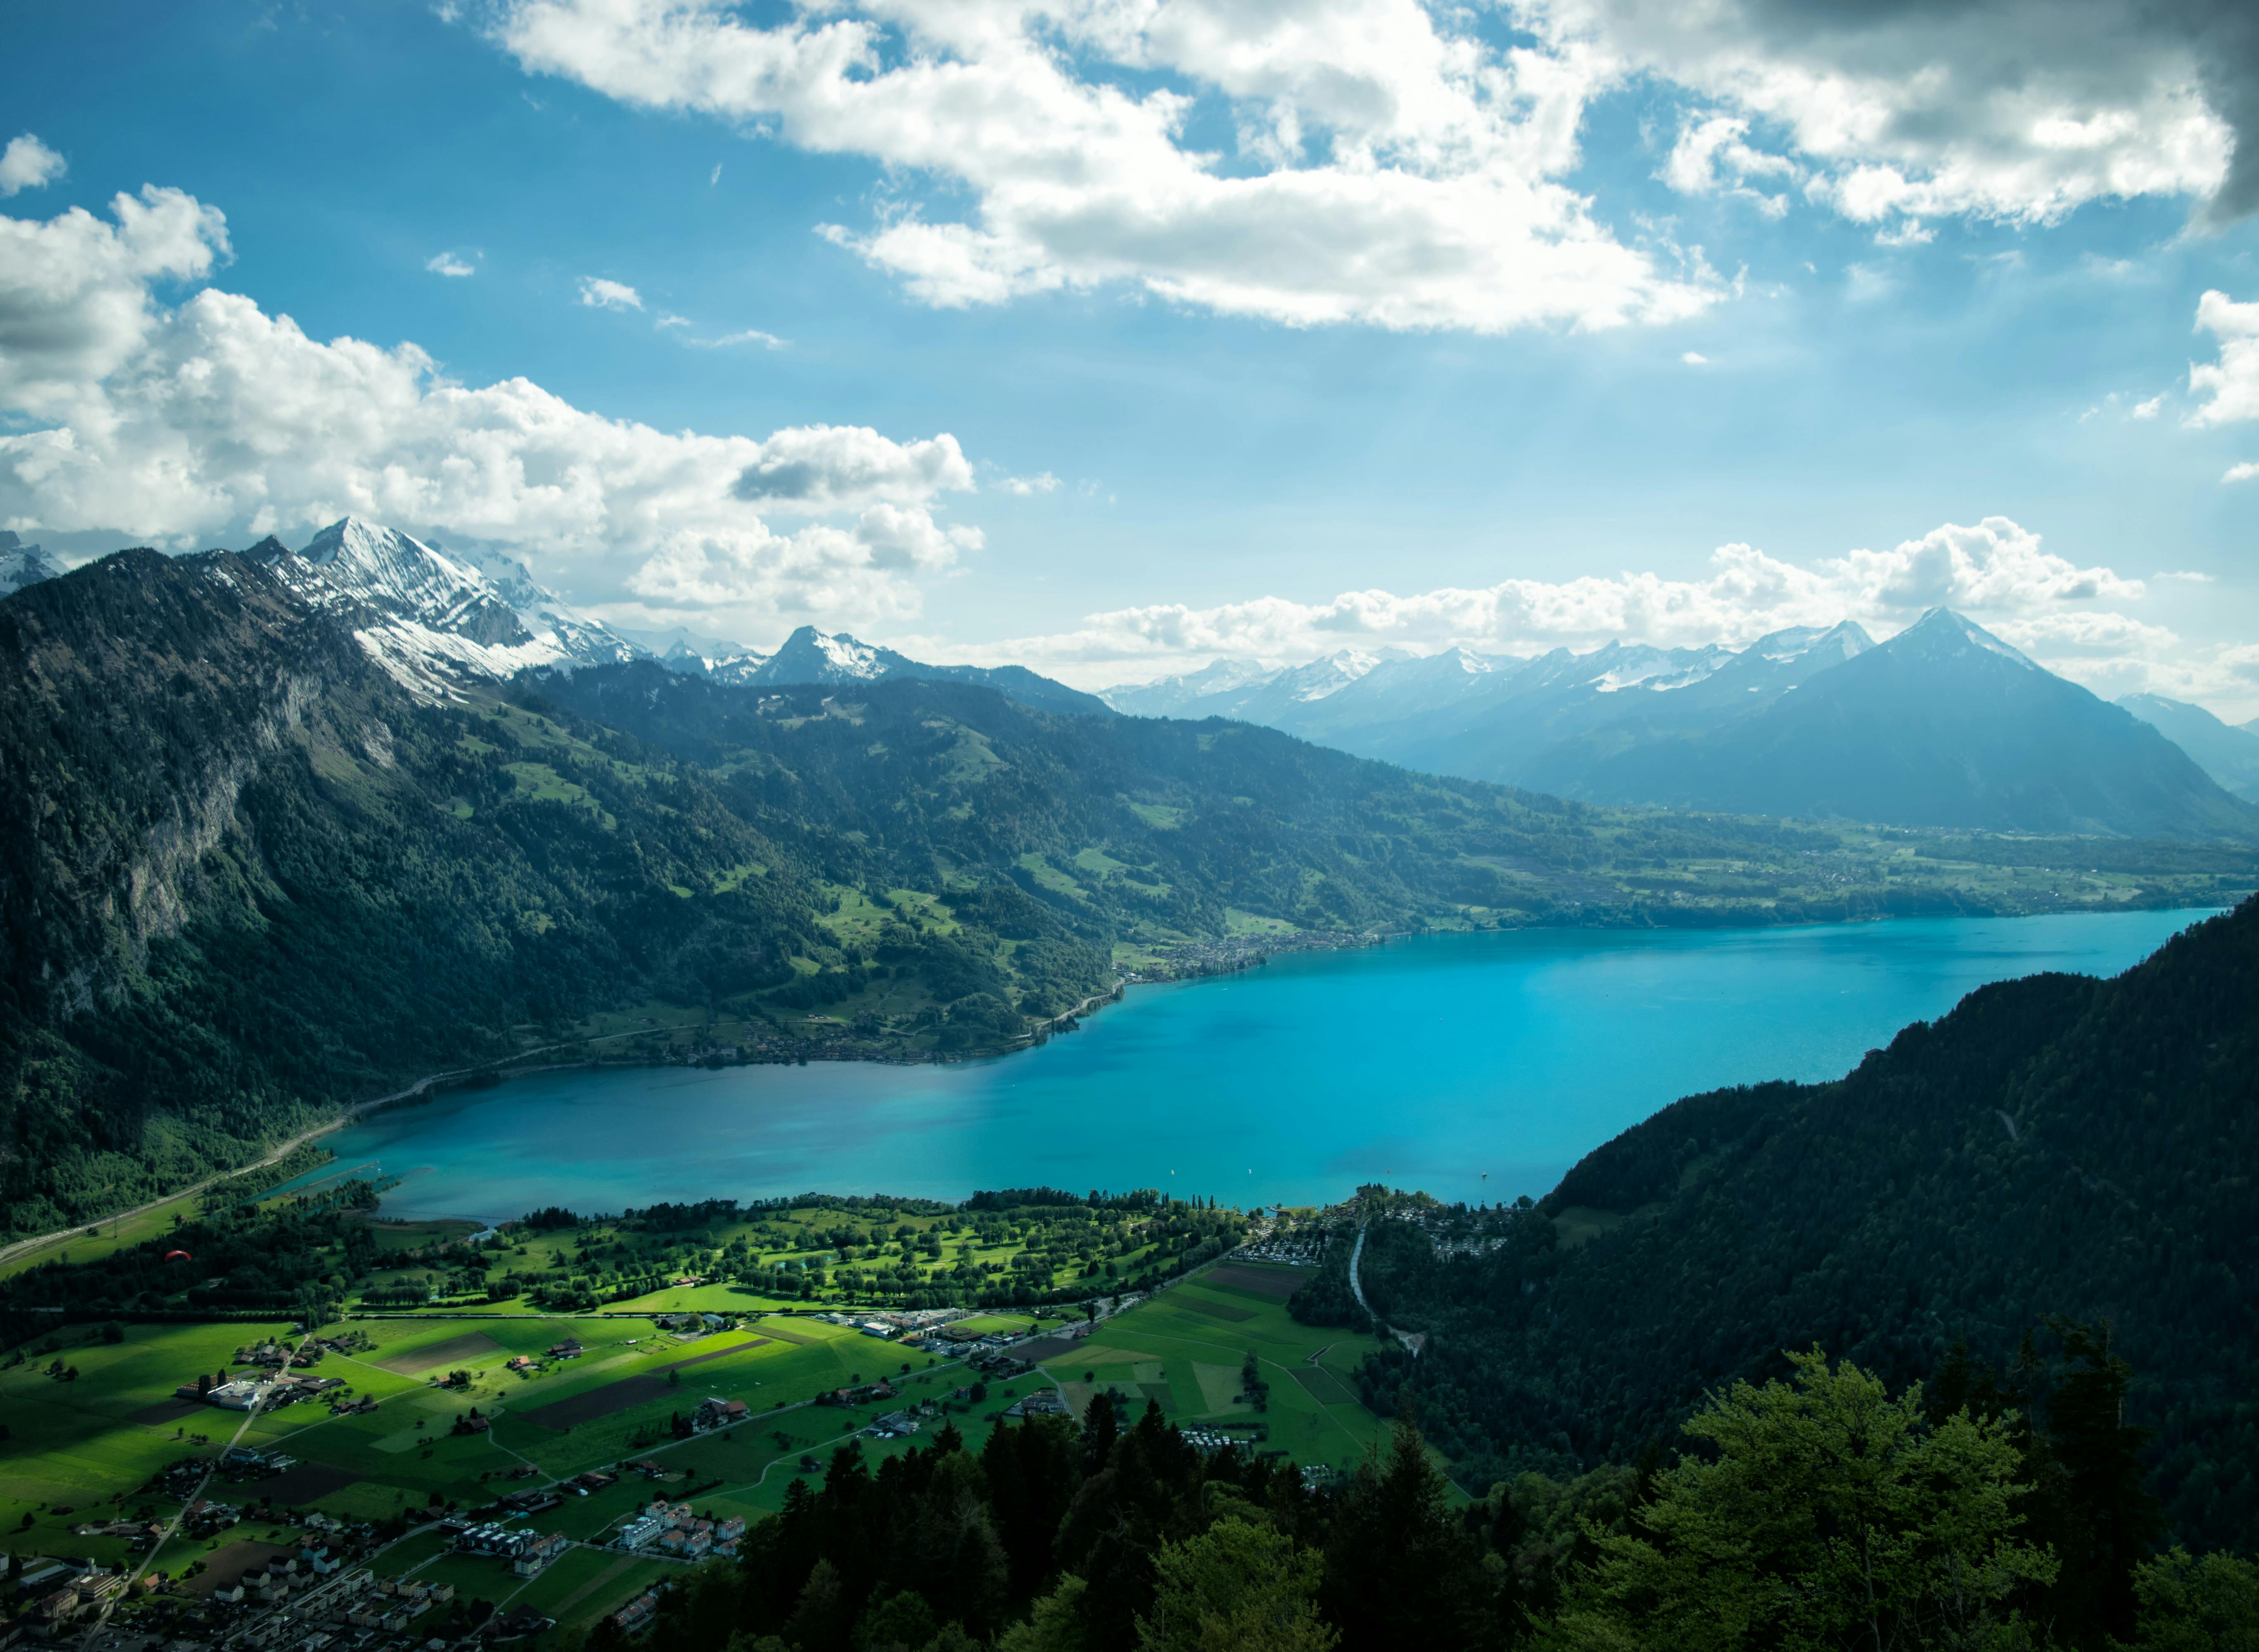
(981, 516), (2142, 678)
(491, 0), (1717, 335)
(0, 186), (980, 627)
(2189, 289), (2259, 426)
(425, 251), (480, 277)
(690, 327), (785, 349)
(474, 0), (2259, 339)
(998, 472), (1061, 495)
(577, 275), (643, 311)
(1544, 0), (2242, 233)
(0, 134), (67, 197)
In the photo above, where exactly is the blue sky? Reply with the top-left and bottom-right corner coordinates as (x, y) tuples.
(5, 0), (2259, 707)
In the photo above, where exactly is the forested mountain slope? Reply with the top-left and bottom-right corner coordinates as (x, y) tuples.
(1322, 896), (2259, 1548)
(523, 662), (1862, 942)
(0, 551), (822, 1235)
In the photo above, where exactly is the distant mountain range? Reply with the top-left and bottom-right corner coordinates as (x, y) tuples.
(0, 517), (1100, 714)
(1104, 613), (2257, 840)
(10, 521), (2251, 837)
(2118, 692), (2259, 800)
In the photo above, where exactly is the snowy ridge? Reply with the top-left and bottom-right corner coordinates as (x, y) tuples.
(612, 623), (772, 680)
(0, 531), (60, 596)
(1589, 645), (1730, 694)
(248, 517), (650, 698)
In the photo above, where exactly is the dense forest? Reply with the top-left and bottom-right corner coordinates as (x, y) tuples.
(1292, 895), (2259, 1552)
(14, 551), (2241, 1239)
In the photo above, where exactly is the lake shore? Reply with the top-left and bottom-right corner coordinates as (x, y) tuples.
(275, 907), (2209, 1226)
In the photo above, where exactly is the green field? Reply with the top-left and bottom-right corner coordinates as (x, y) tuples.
(0, 1248), (1411, 1643)
(0, 1260), (1375, 1563)
(1031, 1264), (1398, 1477)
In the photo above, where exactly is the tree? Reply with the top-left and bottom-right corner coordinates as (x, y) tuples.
(996, 1575), (1088, 1652)
(2123, 1548), (2259, 1652)
(1321, 1417), (1492, 1650)
(2043, 1321), (2162, 1648)
(1137, 1517), (1335, 1652)
(1548, 1349), (2056, 1652)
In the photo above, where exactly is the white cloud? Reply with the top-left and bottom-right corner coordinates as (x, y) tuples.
(0, 186), (980, 629)
(2227, 461), (2259, 483)
(981, 515), (2143, 677)
(690, 328), (786, 349)
(0, 135), (67, 197)
(2189, 290), (2259, 426)
(577, 275), (643, 311)
(998, 472), (1061, 495)
(1662, 114), (1795, 216)
(0, 185), (231, 422)
(1871, 219), (1934, 248)
(491, 0), (1717, 335)
(2132, 394), (2163, 418)
(425, 251), (479, 278)
(481, 0), (2259, 337)
(1550, 0), (2235, 235)
(1681, 351), (1708, 365)
(2154, 569), (2214, 582)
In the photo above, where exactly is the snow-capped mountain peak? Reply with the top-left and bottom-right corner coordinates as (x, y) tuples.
(1279, 648), (1385, 703)
(251, 517), (646, 696)
(1889, 607), (2037, 670)
(0, 530), (61, 596)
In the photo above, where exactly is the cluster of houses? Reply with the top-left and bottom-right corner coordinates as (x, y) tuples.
(333, 1571), (459, 1635)
(449, 1521), (572, 1576)
(613, 1587), (663, 1635)
(171, 1369), (346, 1412)
(20, 1567), (130, 1634)
(1234, 1230), (1328, 1266)
(614, 1499), (745, 1561)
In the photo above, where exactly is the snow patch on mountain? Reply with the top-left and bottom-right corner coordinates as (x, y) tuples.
(1591, 646), (1729, 694)
(0, 531), (61, 596)
(249, 517), (649, 698)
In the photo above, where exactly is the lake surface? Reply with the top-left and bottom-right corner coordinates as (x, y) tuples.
(299, 908), (2207, 1222)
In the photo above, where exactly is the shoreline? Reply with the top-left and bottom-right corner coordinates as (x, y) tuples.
(4, 900), (2228, 1259)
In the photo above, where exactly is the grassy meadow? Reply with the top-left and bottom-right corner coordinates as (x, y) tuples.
(0, 1249), (1389, 1597)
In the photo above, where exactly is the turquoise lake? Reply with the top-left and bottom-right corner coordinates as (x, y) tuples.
(305, 907), (2208, 1222)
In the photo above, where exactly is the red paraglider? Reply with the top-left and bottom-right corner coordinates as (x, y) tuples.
(164, 1250), (191, 1263)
